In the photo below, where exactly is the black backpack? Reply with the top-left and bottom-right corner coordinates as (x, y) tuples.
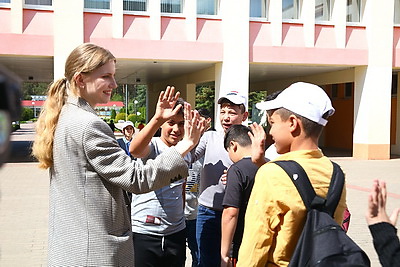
(274, 160), (370, 267)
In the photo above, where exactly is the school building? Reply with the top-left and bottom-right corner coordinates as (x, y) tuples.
(1, 0), (400, 159)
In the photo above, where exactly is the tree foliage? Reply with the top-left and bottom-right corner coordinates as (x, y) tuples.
(21, 107), (33, 121)
(22, 82), (49, 100)
(110, 109), (116, 120)
(248, 91), (267, 119)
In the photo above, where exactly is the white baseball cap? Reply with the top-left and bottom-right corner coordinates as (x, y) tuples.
(256, 82), (335, 126)
(218, 91), (248, 110)
(122, 121), (134, 129)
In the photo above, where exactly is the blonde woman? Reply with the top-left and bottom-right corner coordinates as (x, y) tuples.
(32, 43), (203, 266)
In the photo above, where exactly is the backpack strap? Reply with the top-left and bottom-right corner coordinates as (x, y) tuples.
(325, 162), (345, 216)
(274, 160), (344, 217)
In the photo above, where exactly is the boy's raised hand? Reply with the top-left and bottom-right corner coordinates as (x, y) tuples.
(366, 179), (400, 226)
(249, 122), (267, 167)
(154, 86), (181, 122)
(175, 102), (205, 157)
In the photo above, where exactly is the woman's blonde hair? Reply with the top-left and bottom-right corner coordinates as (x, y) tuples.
(32, 43), (115, 169)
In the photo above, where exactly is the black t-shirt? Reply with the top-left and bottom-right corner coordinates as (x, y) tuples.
(222, 157), (261, 258)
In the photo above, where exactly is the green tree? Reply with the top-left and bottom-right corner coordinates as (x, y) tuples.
(110, 109), (116, 120)
(195, 85), (215, 114)
(135, 85), (147, 107)
(111, 93), (123, 101)
(21, 107), (34, 121)
(22, 82), (49, 100)
(248, 91), (267, 121)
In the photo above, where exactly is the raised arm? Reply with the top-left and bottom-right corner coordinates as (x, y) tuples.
(249, 122), (267, 167)
(175, 102), (205, 157)
(130, 86), (182, 158)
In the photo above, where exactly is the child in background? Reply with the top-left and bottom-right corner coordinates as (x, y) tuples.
(220, 125), (267, 267)
(117, 120), (135, 158)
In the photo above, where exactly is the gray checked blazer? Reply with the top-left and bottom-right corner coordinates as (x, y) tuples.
(48, 95), (188, 266)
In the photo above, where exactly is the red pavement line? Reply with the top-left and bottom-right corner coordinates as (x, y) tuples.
(347, 184), (400, 199)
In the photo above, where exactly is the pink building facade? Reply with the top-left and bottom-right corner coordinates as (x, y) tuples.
(1, 0), (400, 159)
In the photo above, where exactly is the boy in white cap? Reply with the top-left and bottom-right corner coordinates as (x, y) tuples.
(237, 82), (347, 266)
(191, 90), (248, 267)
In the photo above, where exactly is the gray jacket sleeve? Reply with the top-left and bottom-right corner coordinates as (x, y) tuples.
(83, 120), (188, 194)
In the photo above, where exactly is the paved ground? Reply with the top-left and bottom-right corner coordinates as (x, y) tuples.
(1, 123), (400, 266)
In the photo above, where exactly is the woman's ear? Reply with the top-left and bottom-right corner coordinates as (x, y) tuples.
(74, 73), (85, 90)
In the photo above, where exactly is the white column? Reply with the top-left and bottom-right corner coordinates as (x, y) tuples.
(301, 0), (315, 47)
(53, 1), (84, 79)
(184, 0), (197, 41)
(214, 0), (250, 131)
(10, 0), (23, 34)
(149, 0), (161, 40)
(269, 0), (282, 46)
(331, 0), (346, 48)
(352, 0), (394, 159)
(214, 63), (223, 131)
(112, 0), (124, 38)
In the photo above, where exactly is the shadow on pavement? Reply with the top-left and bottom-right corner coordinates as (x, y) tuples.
(6, 140), (37, 163)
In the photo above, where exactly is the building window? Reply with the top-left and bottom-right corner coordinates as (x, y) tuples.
(392, 74), (398, 96)
(124, 0), (146, 11)
(161, 0), (182, 13)
(25, 0), (52, 5)
(84, 0), (110, 10)
(331, 84), (338, 98)
(250, 0), (267, 18)
(197, 0), (218, 15)
(283, 0), (299, 20)
(347, 0), (361, 22)
(395, 0), (400, 24)
(315, 0), (331, 21)
(0, 0), (11, 3)
(345, 83), (353, 98)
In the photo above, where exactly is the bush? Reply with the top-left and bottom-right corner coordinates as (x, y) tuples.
(12, 122), (20, 132)
(115, 113), (126, 122)
(21, 107), (33, 121)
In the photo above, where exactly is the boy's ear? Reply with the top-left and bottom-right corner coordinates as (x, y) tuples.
(230, 141), (238, 152)
(241, 111), (249, 122)
(288, 115), (301, 135)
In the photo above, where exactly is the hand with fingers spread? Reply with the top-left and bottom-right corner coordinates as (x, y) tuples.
(248, 122), (267, 167)
(154, 86), (181, 122)
(366, 179), (400, 226)
(366, 179), (400, 267)
(175, 102), (206, 157)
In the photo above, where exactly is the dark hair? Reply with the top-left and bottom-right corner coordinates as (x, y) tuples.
(266, 90), (283, 101)
(174, 98), (185, 116)
(198, 108), (212, 119)
(267, 108), (326, 138)
(224, 124), (252, 150)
